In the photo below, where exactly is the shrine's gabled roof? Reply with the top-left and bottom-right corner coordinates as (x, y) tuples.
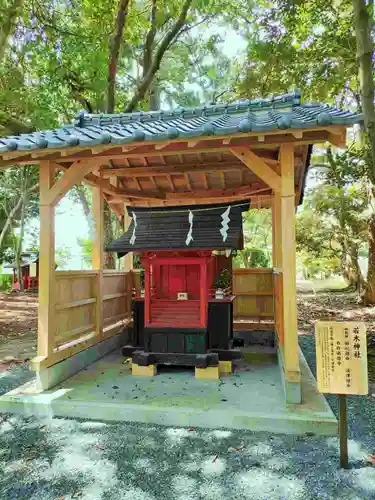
(105, 201), (250, 256)
(0, 90), (362, 153)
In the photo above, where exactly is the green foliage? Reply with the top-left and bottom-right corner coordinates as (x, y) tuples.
(215, 268), (231, 289)
(234, 209), (272, 268)
(296, 149), (368, 287)
(77, 238), (92, 267)
(55, 245), (73, 270)
(235, 0), (358, 104)
(0, 274), (12, 291)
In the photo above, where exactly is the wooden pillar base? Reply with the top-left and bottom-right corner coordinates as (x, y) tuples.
(195, 366), (220, 380)
(219, 360), (232, 375)
(132, 363), (157, 377)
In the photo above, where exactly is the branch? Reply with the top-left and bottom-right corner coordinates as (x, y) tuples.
(0, 182), (39, 249)
(142, 0), (158, 75)
(125, 0), (193, 112)
(107, 0), (131, 113)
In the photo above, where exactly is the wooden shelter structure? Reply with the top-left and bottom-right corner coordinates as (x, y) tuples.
(0, 90), (361, 403)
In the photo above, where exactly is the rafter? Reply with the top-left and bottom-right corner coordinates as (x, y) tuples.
(85, 172), (166, 200)
(230, 147), (281, 192)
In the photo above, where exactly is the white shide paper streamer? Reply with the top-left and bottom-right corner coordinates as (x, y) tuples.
(185, 210), (194, 245)
(220, 206), (231, 242)
(129, 211), (137, 245)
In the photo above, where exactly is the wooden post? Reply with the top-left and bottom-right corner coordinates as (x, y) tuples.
(279, 144), (300, 392)
(38, 161), (56, 357)
(339, 394), (349, 468)
(92, 174), (104, 339)
(123, 205), (133, 272)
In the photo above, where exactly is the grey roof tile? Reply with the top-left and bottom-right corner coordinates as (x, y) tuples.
(0, 90), (362, 154)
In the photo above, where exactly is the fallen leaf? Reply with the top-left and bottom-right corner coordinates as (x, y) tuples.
(188, 427), (195, 432)
(368, 454), (375, 464)
(95, 444), (105, 450)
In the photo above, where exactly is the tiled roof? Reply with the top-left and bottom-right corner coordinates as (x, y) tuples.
(106, 201), (250, 256)
(0, 90), (362, 154)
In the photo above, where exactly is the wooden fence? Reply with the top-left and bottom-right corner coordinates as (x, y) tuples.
(232, 268), (274, 323)
(38, 270), (133, 367)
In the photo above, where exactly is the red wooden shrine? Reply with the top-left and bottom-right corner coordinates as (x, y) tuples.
(141, 250), (223, 329)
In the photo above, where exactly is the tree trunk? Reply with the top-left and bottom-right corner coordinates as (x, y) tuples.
(107, 0), (130, 113)
(0, 0), (23, 63)
(15, 190), (27, 292)
(104, 203), (116, 269)
(125, 0), (193, 112)
(365, 214), (375, 303)
(0, 182), (38, 249)
(353, 0), (375, 181)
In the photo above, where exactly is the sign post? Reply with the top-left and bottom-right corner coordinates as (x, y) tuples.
(315, 321), (368, 469)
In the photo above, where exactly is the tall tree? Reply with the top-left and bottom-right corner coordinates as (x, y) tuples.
(352, 0), (375, 303)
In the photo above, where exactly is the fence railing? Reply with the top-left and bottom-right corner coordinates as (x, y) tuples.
(50, 270), (132, 357)
(232, 268), (274, 321)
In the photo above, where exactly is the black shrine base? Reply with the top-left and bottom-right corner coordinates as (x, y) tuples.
(121, 345), (242, 368)
(126, 298), (237, 368)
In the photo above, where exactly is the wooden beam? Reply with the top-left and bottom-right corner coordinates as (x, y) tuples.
(45, 160), (103, 206)
(328, 130), (346, 148)
(38, 161), (56, 357)
(230, 147), (281, 192)
(165, 185), (271, 200)
(102, 161), (250, 177)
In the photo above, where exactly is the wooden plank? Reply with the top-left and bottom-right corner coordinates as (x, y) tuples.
(233, 321), (274, 332)
(55, 297), (96, 311)
(230, 147), (282, 192)
(38, 161), (56, 357)
(103, 292), (127, 301)
(103, 312), (129, 326)
(233, 268), (273, 274)
(55, 323), (96, 344)
(235, 291), (273, 296)
(30, 319), (131, 370)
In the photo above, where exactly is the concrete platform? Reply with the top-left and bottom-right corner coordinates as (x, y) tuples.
(0, 349), (338, 435)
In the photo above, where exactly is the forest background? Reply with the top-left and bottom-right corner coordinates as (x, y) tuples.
(1, 0), (375, 303)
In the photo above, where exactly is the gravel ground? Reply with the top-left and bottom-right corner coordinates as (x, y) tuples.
(0, 336), (375, 500)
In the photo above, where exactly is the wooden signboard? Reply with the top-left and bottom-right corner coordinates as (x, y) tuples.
(315, 321), (368, 395)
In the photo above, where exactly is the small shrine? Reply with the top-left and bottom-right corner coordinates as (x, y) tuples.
(5, 252), (40, 291)
(106, 201), (249, 378)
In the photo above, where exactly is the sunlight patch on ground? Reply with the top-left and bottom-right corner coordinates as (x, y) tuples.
(201, 457), (226, 476)
(326, 437), (368, 461)
(236, 469), (306, 499)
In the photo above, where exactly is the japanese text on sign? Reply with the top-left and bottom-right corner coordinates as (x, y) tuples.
(315, 322), (368, 395)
